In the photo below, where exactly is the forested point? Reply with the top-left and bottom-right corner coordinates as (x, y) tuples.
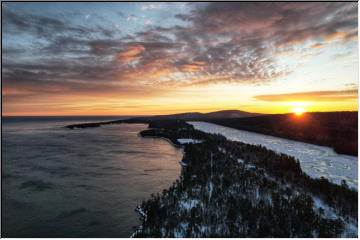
(132, 120), (357, 238)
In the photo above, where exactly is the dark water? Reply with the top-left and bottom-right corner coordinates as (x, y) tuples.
(2, 116), (183, 237)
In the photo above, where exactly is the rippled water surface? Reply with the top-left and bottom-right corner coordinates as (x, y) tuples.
(3, 117), (183, 237)
(189, 121), (358, 189)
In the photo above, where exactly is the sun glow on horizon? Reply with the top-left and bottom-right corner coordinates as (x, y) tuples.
(293, 107), (306, 116)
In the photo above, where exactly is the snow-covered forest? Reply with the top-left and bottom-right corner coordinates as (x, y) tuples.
(132, 120), (357, 238)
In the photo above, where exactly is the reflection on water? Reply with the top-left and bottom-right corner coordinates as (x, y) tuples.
(189, 121), (358, 189)
(3, 118), (183, 237)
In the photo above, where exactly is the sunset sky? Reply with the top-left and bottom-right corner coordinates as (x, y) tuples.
(2, 2), (358, 116)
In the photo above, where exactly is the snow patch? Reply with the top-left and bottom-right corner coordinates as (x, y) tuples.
(237, 158), (244, 164)
(177, 138), (204, 144)
(312, 196), (358, 237)
(179, 199), (199, 210)
(218, 146), (227, 153)
(179, 161), (189, 167)
(312, 197), (337, 220)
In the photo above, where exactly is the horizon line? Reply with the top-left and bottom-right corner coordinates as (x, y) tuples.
(2, 110), (358, 118)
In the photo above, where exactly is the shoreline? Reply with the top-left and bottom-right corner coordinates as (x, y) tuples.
(130, 130), (187, 238)
(139, 134), (182, 148)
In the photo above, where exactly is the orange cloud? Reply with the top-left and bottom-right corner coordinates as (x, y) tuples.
(309, 42), (329, 49)
(254, 89), (358, 102)
(276, 49), (296, 56)
(181, 74), (234, 86)
(2, 89), (35, 96)
(182, 61), (205, 72)
(118, 45), (145, 62)
(300, 52), (323, 59)
(325, 29), (355, 40)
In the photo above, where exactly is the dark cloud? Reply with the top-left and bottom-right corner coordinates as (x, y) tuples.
(344, 31), (357, 41)
(2, 48), (25, 55)
(180, 2), (357, 46)
(135, 30), (173, 42)
(117, 11), (125, 18)
(41, 36), (90, 54)
(2, 8), (119, 42)
(3, 9), (93, 39)
(98, 26), (117, 38)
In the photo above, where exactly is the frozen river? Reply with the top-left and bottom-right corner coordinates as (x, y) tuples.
(189, 121), (358, 190)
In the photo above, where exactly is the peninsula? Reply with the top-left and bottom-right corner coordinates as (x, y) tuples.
(66, 116), (358, 237)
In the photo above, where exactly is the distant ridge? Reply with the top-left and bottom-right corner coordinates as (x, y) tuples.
(204, 109), (261, 118)
(135, 110), (262, 121)
(65, 109), (262, 129)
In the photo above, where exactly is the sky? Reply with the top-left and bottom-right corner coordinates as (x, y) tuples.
(2, 2), (358, 116)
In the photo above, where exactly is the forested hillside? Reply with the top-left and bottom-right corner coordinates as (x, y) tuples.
(205, 112), (358, 156)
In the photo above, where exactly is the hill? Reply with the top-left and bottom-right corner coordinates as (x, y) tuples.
(204, 110), (261, 119)
(130, 110), (261, 121)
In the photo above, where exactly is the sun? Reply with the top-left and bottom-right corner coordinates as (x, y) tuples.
(293, 107), (305, 116)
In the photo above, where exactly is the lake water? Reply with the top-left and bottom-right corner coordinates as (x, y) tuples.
(189, 121), (358, 190)
(2, 117), (183, 237)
